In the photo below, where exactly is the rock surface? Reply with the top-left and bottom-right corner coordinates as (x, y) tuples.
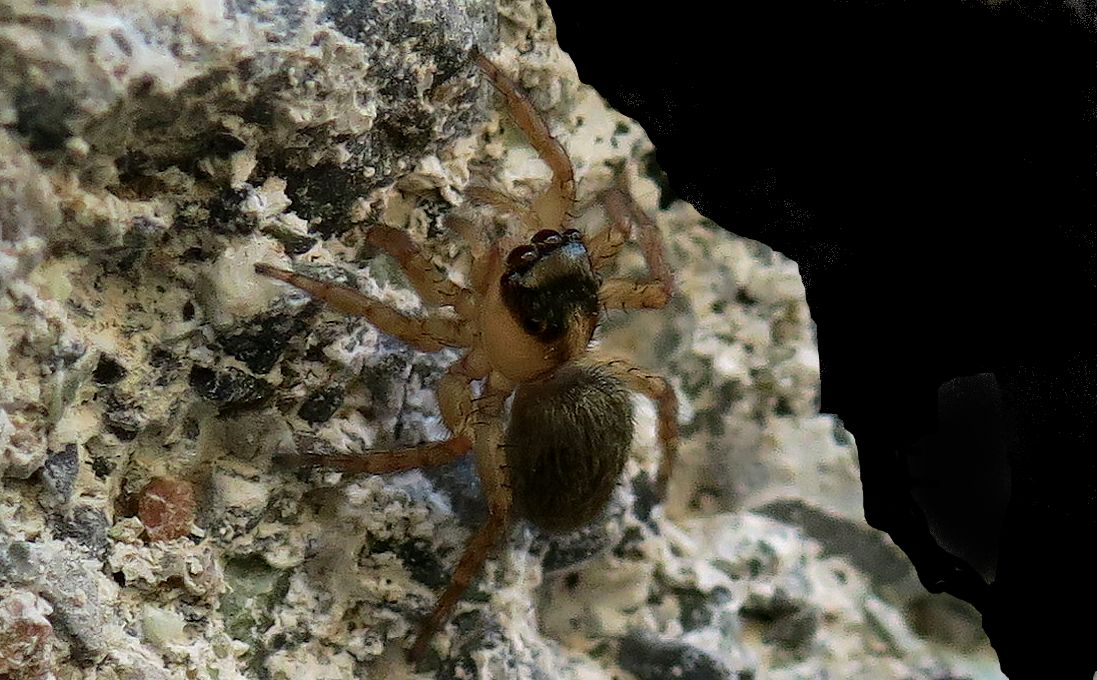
(0, 0), (1001, 678)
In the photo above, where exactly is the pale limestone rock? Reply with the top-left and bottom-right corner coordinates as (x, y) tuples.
(0, 0), (1000, 678)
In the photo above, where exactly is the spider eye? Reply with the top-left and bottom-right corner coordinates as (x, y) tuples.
(506, 245), (539, 271)
(563, 228), (583, 242)
(532, 229), (563, 250)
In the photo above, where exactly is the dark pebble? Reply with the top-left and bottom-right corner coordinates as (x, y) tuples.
(217, 310), (308, 374)
(190, 365), (273, 413)
(618, 632), (737, 680)
(92, 354), (127, 385)
(369, 537), (448, 589)
(207, 186), (259, 235)
(51, 505), (111, 560)
(740, 588), (818, 651)
(297, 384), (345, 424)
(41, 443), (79, 502)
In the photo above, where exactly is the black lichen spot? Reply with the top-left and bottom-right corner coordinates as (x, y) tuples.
(149, 346), (183, 387)
(182, 246), (210, 262)
(734, 289), (757, 306)
(51, 505), (111, 560)
(282, 163), (360, 238)
(540, 521), (616, 574)
(13, 86), (73, 152)
(208, 186), (259, 235)
(263, 224), (316, 255)
(631, 469), (660, 528)
(190, 365), (274, 413)
(297, 385), (345, 424)
(642, 150), (677, 211)
(182, 301), (196, 320)
(674, 586), (731, 632)
(217, 310), (310, 374)
(208, 132), (247, 157)
(618, 632), (737, 680)
(437, 613), (507, 678)
(41, 444), (79, 502)
(90, 455), (114, 479)
(102, 393), (144, 441)
(612, 525), (647, 561)
(370, 538), (448, 589)
(93, 355), (127, 385)
(740, 588), (818, 651)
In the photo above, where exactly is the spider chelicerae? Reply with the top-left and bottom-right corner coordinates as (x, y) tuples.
(255, 48), (679, 661)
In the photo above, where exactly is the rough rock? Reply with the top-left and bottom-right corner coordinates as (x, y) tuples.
(0, 0), (1001, 678)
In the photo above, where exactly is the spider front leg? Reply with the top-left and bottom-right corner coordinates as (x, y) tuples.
(409, 378), (513, 661)
(589, 187), (677, 311)
(365, 226), (476, 319)
(255, 263), (474, 351)
(475, 50), (576, 231)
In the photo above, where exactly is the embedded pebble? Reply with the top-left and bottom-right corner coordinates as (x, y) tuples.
(50, 505), (111, 559)
(40, 443), (79, 503)
(618, 632), (737, 680)
(0, 590), (55, 679)
(189, 365), (275, 413)
(138, 477), (197, 542)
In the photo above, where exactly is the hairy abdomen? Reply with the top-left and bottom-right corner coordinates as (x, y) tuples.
(505, 362), (634, 533)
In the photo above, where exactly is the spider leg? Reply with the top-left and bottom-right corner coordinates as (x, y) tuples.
(281, 436), (471, 474)
(598, 278), (672, 311)
(255, 263), (473, 352)
(591, 187), (676, 311)
(409, 376), (513, 661)
(602, 357), (679, 498)
(365, 226), (476, 320)
(282, 352), (489, 475)
(475, 50), (576, 232)
(437, 349), (490, 436)
(465, 184), (543, 233)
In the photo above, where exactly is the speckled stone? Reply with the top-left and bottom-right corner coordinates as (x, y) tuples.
(0, 0), (1002, 678)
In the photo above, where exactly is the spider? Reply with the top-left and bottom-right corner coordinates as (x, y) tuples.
(255, 48), (679, 661)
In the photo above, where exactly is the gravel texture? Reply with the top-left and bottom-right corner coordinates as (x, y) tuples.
(0, 0), (1001, 678)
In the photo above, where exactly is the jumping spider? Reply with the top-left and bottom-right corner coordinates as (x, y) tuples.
(255, 49), (679, 661)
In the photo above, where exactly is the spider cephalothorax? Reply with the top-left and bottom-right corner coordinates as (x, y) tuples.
(501, 228), (601, 345)
(255, 49), (679, 662)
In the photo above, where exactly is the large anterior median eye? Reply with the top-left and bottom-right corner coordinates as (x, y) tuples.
(506, 244), (539, 271)
(532, 229), (563, 250)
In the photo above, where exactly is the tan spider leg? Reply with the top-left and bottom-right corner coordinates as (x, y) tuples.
(282, 353), (487, 474)
(465, 185), (543, 233)
(603, 358), (679, 497)
(598, 278), (672, 311)
(409, 377), (513, 661)
(365, 226), (476, 319)
(591, 187), (677, 311)
(585, 192), (631, 273)
(281, 437), (471, 474)
(437, 349), (490, 435)
(255, 263), (473, 352)
(475, 51), (576, 231)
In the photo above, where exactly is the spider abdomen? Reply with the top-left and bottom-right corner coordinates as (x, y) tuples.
(505, 362), (634, 533)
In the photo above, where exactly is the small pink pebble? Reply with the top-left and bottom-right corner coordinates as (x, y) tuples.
(138, 477), (196, 542)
